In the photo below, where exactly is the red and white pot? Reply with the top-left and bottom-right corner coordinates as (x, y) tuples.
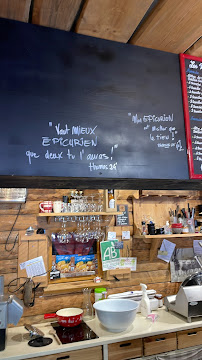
(44, 308), (83, 327)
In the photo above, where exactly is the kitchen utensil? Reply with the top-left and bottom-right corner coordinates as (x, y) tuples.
(93, 299), (138, 333)
(39, 201), (53, 213)
(25, 324), (44, 338)
(49, 329), (61, 345)
(28, 337), (53, 347)
(44, 308), (83, 327)
(0, 275), (24, 351)
(25, 226), (34, 236)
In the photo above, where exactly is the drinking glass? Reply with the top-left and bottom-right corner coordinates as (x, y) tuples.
(58, 217), (72, 243)
(88, 195), (97, 212)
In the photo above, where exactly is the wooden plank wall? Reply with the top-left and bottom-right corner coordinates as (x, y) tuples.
(0, 188), (201, 326)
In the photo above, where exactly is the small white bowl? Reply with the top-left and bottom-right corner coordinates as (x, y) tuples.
(93, 299), (138, 333)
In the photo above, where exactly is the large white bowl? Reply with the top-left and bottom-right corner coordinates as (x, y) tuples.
(93, 299), (138, 333)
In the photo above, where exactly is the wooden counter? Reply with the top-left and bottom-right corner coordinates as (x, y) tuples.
(2, 308), (202, 360)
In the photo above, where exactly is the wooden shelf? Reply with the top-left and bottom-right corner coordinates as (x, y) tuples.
(134, 233), (202, 241)
(38, 211), (122, 217)
(38, 211), (122, 223)
(44, 280), (109, 295)
(139, 190), (199, 199)
(134, 233), (202, 261)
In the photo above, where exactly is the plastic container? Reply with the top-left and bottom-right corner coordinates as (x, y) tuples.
(140, 283), (151, 317)
(164, 221), (172, 235)
(94, 288), (107, 302)
(172, 223), (183, 234)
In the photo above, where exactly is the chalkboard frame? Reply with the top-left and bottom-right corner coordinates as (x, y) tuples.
(180, 53), (202, 179)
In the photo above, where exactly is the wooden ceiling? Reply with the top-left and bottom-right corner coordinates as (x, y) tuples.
(0, 0), (201, 56)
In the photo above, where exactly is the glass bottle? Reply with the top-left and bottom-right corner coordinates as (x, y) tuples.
(141, 221), (146, 235)
(108, 189), (115, 208)
(69, 191), (75, 203)
(82, 288), (93, 321)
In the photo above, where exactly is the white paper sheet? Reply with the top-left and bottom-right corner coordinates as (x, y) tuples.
(122, 230), (130, 240)
(108, 231), (116, 240)
(193, 239), (202, 256)
(157, 239), (176, 263)
(119, 257), (137, 271)
(20, 256), (46, 278)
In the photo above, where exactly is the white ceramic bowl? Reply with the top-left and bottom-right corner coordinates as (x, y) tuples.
(93, 299), (138, 333)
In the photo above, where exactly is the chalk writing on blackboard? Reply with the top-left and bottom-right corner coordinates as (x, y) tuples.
(25, 122), (119, 172)
(116, 205), (129, 226)
(128, 112), (184, 152)
(180, 54), (202, 178)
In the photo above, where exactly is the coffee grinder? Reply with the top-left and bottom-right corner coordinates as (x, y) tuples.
(0, 275), (24, 351)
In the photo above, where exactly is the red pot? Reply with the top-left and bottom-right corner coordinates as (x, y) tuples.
(44, 308), (83, 327)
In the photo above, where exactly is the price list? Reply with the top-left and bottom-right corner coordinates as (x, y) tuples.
(180, 54), (202, 178)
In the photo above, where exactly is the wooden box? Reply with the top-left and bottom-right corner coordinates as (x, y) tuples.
(108, 338), (143, 360)
(18, 231), (49, 286)
(177, 327), (202, 349)
(143, 332), (177, 356)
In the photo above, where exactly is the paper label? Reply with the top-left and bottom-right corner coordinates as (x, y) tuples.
(100, 240), (120, 271)
(122, 230), (130, 240)
(108, 231), (116, 240)
(20, 256), (46, 278)
(119, 257), (137, 271)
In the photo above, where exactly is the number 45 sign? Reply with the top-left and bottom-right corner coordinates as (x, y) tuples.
(100, 240), (120, 271)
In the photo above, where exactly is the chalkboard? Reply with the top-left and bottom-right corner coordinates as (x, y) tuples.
(0, 18), (189, 184)
(180, 54), (202, 179)
(116, 205), (129, 226)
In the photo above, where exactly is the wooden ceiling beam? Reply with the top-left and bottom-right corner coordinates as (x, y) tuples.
(0, 0), (31, 22)
(129, 0), (202, 54)
(185, 37), (202, 58)
(32, 0), (83, 31)
(75, 0), (154, 43)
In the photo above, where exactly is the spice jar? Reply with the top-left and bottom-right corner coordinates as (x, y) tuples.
(155, 294), (163, 307)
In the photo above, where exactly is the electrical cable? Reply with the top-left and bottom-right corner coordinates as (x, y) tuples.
(7, 267), (53, 293)
(5, 203), (22, 252)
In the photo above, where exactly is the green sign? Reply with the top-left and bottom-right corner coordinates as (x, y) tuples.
(100, 240), (120, 271)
